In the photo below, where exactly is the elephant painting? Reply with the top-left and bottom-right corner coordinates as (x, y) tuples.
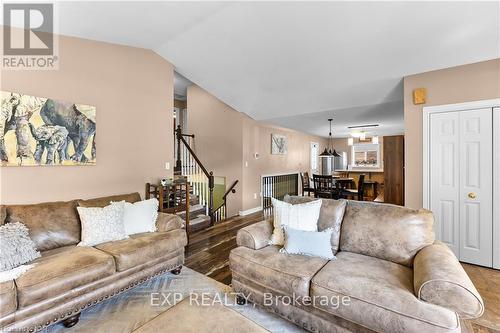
(0, 91), (96, 167)
(29, 124), (69, 164)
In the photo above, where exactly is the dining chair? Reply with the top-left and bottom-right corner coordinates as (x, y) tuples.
(301, 172), (314, 196)
(341, 174), (365, 201)
(312, 174), (336, 199)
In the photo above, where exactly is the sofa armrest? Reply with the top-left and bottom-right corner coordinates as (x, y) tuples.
(413, 241), (484, 319)
(156, 212), (185, 232)
(236, 219), (273, 250)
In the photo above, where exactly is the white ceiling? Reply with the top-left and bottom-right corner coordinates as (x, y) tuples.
(13, 1), (500, 137)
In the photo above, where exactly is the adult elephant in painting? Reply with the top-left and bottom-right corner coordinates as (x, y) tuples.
(29, 123), (69, 164)
(0, 98), (14, 161)
(1, 93), (40, 163)
(40, 99), (96, 163)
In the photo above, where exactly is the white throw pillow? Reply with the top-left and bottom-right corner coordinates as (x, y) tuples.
(77, 201), (128, 247)
(280, 226), (335, 260)
(118, 198), (159, 235)
(270, 197), (322, 246)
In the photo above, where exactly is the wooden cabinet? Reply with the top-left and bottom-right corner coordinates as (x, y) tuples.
(383, 135), (404, 205)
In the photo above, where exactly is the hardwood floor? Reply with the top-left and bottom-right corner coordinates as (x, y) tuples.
(184, 212), (500, 332)
(185, 211), (266, 285)
(461, 264), (500, 332)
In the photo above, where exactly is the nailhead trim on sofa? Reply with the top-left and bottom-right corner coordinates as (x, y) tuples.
(24, 263), (181, 332)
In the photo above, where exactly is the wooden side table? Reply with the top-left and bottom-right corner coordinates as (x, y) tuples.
(145, 180), (190, 236)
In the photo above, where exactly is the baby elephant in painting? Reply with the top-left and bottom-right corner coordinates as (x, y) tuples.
(29, 123), (69, 164)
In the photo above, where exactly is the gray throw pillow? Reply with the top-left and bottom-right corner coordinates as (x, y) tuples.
(0, 222), (41, 271)
(280, 225), (336, 260)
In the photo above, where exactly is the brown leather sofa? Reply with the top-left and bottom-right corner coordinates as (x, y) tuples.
(0, 192), (187, 332)
(230, 196), (484, 333)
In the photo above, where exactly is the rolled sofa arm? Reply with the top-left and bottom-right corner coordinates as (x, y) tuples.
(413, 241), (484, 319)
(156, 212), (185, 232)
(236, 219), (273, 250)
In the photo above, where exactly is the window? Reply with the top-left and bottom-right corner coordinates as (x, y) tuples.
(351, 143), (380, 168)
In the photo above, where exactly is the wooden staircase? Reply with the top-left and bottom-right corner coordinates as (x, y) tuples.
(174, 125), (238, 229)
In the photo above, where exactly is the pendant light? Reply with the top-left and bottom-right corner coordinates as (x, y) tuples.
(320, 119), (340, 157)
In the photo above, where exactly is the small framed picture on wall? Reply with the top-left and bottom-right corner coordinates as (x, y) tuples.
(271, 134), (287, 155)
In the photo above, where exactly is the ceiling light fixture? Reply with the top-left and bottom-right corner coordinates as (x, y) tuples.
(347, 124), (379, 129)
(320, 118), (340, 158)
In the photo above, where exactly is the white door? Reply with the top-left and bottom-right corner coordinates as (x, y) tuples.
(458, 109), (493, 266)
(430, 112), (461, 255)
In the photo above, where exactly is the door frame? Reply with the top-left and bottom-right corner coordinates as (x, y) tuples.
(310, 141), (319, 176)
(494, 108), (500, 269)
(422, 98), (500, 268)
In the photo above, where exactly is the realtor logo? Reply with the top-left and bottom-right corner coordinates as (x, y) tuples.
(2, 3), (58, 69)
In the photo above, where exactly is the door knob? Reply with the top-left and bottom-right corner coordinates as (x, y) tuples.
(468, 192), (476, 199)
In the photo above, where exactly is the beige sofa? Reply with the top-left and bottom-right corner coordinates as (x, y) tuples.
(230, 197), (483, 333)
(0, 192), (187, 332)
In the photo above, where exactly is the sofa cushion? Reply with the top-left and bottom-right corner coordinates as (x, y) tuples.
(95, 229), (187, 271)
(0, 280), (16, 317)
(15, 246), (115, 307)
(284, 196), (346, 253)
(229, 246), (328, 298)
(77, 192), (141, 208)
(5, 200), (80, 251)
(311, 252), (459, 333)
(339, 201), (434, 267)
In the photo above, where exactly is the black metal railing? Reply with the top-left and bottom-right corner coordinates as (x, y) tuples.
(212, 180), (238, 222)
(262, 173), (299, 215)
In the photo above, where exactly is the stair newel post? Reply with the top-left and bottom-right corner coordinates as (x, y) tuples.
(175, 125), (182, 175)
(209, 171), (215, 226)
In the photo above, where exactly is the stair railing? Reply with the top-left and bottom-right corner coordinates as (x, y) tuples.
(262, 173), (299, 216)
(212, 180), (238, 222)
(175, 125), (215, 224)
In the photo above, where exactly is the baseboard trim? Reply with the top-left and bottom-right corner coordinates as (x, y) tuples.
(239, 206), (262, 216)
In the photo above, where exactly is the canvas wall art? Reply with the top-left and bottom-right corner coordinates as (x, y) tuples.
(0, 91), (96, 166)
(271, 133), (287, 155)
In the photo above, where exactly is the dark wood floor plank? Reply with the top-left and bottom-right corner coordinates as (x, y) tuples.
(185, 211), (264, 279)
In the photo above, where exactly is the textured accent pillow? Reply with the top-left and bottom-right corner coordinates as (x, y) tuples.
(284, 195), (347, 254)
(280, 226), (335, 260)
(270, 197), (322, 245)
(0, 222), (41, 271)
(77, 201), (128, 247)
(114, 198), (159, 235)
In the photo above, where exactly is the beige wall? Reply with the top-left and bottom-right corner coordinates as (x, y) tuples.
(187, 85), (244, 216)
(187, 85), (327, 215)
(404, 59), (500, 209)
(0, 33), (175, 204)
(241, 117), (328, 211)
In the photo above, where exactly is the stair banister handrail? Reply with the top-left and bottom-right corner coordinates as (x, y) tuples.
(222, 180), (238, 199)
(175, 125), (215, 225)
